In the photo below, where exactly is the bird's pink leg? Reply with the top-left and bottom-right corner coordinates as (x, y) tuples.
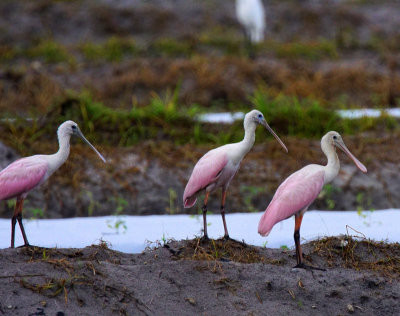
(220, 189), (229, 239)
(11, 198), (29, 248)
(202, 192), (210, 240)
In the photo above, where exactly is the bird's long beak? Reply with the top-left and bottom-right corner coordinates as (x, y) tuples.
(335, 140), (367, 173)
(261, 120), (288, 153)
(74, 129), (107, 163)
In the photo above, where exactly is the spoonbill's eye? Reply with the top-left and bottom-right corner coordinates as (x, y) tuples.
(257, 114), (263, 119)
(333, 135), (337, 140)
(72, 125), (77, 130)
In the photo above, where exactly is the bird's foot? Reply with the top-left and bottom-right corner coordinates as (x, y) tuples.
(17, 243), (32, 249)
(222, 235), (248, 247)
(200, 235), (209, 243)
(292, 262), (326, 272)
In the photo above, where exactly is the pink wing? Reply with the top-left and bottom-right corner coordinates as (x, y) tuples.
(0, 157), (48, 200)
(258, 166), (325, 236)
(183, 149), (228, 208)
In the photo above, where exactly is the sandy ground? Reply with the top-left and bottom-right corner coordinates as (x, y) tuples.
(0, 237), (399, 315)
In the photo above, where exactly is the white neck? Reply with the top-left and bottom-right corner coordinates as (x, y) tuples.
(321, 140), (340, 184)
(236, 120), (257, 159)
(47, 132), (71, 175)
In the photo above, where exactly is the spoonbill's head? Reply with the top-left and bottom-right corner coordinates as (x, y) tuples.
(58, 120), (107, 163)
(245, 110), (288, 153)
(323, 131), (367, 173)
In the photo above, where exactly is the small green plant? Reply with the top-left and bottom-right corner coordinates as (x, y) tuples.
(262, 240), (268, 248)
(240, 185), (263, 212)
(106, 196), (128, 234)
(356, 192), (375, 227)
(80, 37), (138, 62)
(151, 38), (192, 57)
(280, 245), (289, 250)
(27, 40), (74, 64)
(28, 208), (45, 220)
(166, 188), (178, 215)
(161, 233), (167, 246)
(319, 184), (340, 210)
(106, 219), (127, 234)
(265, 39), (338, 61)
(84, 190), (100, 217)
(297, 300), (303, 308)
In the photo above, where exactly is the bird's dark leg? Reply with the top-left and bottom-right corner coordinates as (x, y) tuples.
(294, 212), (304, 266)
(11, 198), (29, 248)
(17, 198), (29, 246)
(293, 211), (325, 271)
(11, 213), (17, 248)
(220, 189), (230, 239)
(202, 192), (210, 240)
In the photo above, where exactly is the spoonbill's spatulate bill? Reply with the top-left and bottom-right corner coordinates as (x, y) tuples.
(183, 110), (287, 240)
(258, 131), (367, 270)
(1, 120), (106, 248)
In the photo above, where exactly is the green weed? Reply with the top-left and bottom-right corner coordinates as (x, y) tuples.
(240, 185), (263, 212)
(265, 39), (338, 61)
(151, 38), (192, 57)
(27, 40), (74, 64)
(80, 37), (138, 62)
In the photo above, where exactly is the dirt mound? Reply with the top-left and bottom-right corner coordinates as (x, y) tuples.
(0, 237), (399, 315)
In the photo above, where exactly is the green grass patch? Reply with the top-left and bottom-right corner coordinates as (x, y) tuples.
(199, 28), (243, 55)
(27, 40), (75, 64)
(1, 87), (398, 155)
(151, 38), (193, 57)
(80, 37), (139, 62)
(252, 88), (398, 137)
(265, 39), (338, 61)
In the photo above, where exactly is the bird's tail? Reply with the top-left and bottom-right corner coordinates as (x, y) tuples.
(183, 196), (197, 208)
(257, 209), (274, 237)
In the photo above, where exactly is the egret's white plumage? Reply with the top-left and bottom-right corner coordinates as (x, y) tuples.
(236, 0), (266, 43)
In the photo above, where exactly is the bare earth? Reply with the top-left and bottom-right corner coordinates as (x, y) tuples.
(0, 237), (399, 316)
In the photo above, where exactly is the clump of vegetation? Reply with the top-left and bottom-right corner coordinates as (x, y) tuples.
(151, 38), (193, 57)
(176, 238), (269, 264)
(0, 85), (398, 158)
(27, 40), (74, 64)
(311, 236), (400, 278)
(252, 88), (399, 138)
(199, 28), (243, 55)
(80, 37), (138, 62)
(253, 89), (341, 137)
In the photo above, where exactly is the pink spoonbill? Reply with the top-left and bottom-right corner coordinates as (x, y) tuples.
(183, 110), (287, 240)
(258, 131), (367, 270)
(1, 120), (106, 248)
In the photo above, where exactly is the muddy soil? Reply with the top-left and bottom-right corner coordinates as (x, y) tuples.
(0, 237), (399, 315)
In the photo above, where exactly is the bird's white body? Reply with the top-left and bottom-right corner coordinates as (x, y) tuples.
(236, 0), (266, 43)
